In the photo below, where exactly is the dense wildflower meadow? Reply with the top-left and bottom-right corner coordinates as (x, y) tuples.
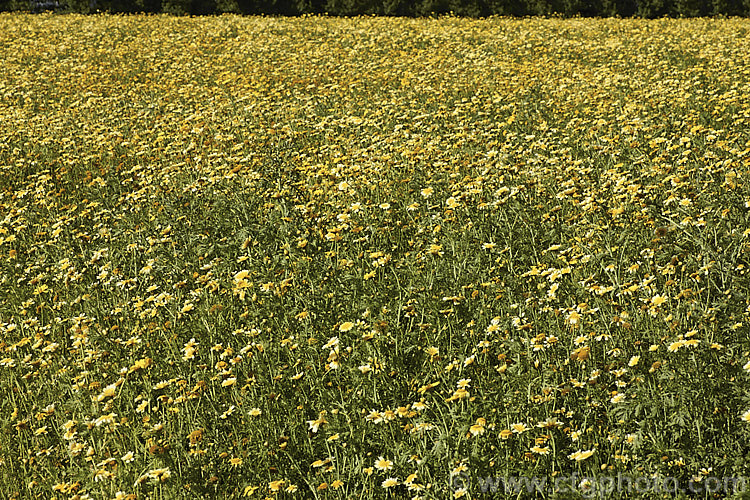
(1, 13), (750, 499)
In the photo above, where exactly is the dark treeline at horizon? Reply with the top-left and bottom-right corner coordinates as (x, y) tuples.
(2, 0), (749, 19)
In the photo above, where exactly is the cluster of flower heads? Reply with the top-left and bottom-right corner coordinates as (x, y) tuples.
(0, 12), (749, 499)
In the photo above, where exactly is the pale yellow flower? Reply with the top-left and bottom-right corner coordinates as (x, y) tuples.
(268, 479), (285, 492)
(339, 322), (354, 332)
(374, 456), (393, 471)
(382, 477), (400, 488)
(511, 422), (528, 433)
(611, 393), (626, 404)
(568, 449), (595, 461)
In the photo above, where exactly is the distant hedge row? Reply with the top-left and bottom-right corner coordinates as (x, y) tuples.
(3, 0), (750, 18)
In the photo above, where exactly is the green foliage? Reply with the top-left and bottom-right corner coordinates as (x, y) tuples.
(325, 0), (375, 15)
(634, 0), (670, 17)
(161, 0), (189, 13)
(293, 0), (324, 13)
(486, 0), (529, 15)
(672, 0), (709, 16)
(215, 0), (240, 12)
(2, 0), (750, 15)
(65, 0), (95, 11)
(599, 0), (636, 16)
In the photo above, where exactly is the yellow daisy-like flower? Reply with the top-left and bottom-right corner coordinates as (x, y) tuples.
(374, 456), (393, 471)
(96, 383), (118, 402)
(307, 412), (328, 433)
(610, 393), (626, 404)
(149, 467), (171, 482)
(447, 388), (469, 401)
(650, 295), (668, 307)
(268, 479), (285, 492)
(469, 418), (486, 436)
(741, 409), (750, 423)
(339, 322), (354, 332)
(568, 449), (595, 461)
(382, 477), (400, 488)
(566, 310), (581, 328)
(428, 244), (444, 256)
(233, 270), (250, 282)
(511, 422), (528, 433)
(667, 339), (685, 352)
(530, 445), (550, 455)
(183, 338), (198, 361)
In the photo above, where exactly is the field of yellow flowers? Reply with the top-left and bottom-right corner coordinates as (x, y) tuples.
(1, 12), (750, 499)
